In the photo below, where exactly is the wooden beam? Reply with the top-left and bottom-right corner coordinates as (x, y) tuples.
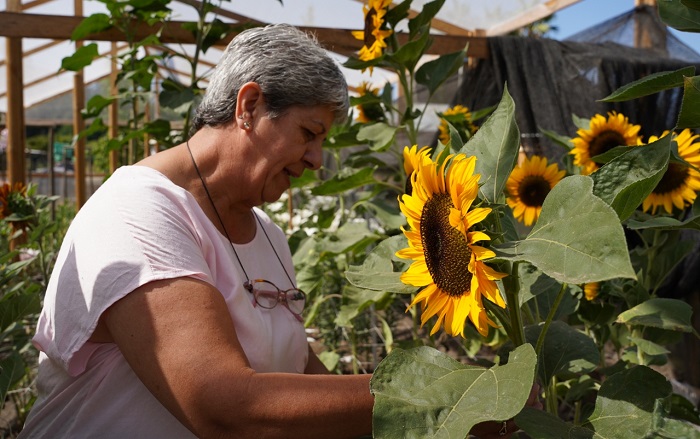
(0, 39), (63, 68)
(73, 0), (86, 209)
(0, 42), (127, 100)
(5, 0), (25, 185)
(108, 42), (119, 174)
(486, 0), (584, 36)
(0, 12), (489, 58)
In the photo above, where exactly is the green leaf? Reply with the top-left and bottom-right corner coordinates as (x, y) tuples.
(415, 48), (466, 96)
(585, 366), (672, 436)
(408, 0), (445, 38)
(626, 214), (700, 230)
(336, 285), (392, 327)
(371, 344), (537, 439)
(524, 321), (599, 383)
(71, 13), (112, 40)
(540, 127), (573, 150)
(311, 167), (376, 196)
(290, 168), (319, 189)
(601, 67), (695, 102)
(617, 298), (698, 334)
(572, 114), (590, 131)
(678, 75), (700, 128)
(495, 176), (636, 284)
(388, 27), (431, 72)
(470, 104), (497, 122)
(460, 84), (520, 203)
(592, 134), (671, 221)
(628, 336), (671, 355)
(345, 235), (416, 295)
(0, 351), (26, 405)
(159, 87), (195, 115)
(321, 221), (380, 256)
(0, 290), (41, 333)
(683, 0), (700, 11)
(384, 0), (412, 28)
(61, 43), (100, 71)
(83, 95), (117, 119)
(519, 366), (673, 438)
(659, 0), (700, 32)
(357, 123), (397, 152)
(516, 407), (594, 439)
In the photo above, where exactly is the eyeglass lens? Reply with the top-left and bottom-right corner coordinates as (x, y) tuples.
(252, 280), (305, 314)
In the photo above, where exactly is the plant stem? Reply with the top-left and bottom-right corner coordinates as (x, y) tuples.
(546, 375), (558, 415)
(504, 261), (525, 346)
(535, 282), (568, 358)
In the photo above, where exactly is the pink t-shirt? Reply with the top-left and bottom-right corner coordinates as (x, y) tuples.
(19, 166), (309, 438)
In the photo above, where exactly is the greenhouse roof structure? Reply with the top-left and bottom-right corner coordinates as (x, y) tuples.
(0, 0), (638, 113)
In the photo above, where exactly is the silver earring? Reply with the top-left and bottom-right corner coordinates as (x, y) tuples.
(243, 121), (251, 130)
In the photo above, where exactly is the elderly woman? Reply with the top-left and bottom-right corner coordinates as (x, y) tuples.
(19, 24), (532, 439)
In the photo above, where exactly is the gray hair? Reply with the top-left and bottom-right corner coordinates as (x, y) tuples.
(192, 23), (349, 132)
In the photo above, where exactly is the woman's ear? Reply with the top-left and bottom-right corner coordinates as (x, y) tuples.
(236, 82), (264, 124)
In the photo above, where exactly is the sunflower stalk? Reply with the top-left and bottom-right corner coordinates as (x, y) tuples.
(503, 261), (525, 347)
(535, 282), (568, 359)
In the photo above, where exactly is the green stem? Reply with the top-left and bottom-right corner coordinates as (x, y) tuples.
(504, 261), (525, 346)
(535, 282), (568, 359)
(546, 375), (558, 415)
(574, 400), (582, 425)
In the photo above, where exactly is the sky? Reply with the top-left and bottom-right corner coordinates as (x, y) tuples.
(551, 0), (700, 52)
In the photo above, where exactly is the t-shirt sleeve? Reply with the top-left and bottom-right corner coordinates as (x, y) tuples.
(34, 170), (214, 376)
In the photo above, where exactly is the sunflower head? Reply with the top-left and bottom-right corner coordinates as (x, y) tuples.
(570, 111), (642, 175)
(351, 0), (393, 72)
(354, 81), (385, 123)
(396, 153), (508, 338)
(506, 155), (566, 227)
(438, 105), (477, 146)
(641, 129), (700, 215)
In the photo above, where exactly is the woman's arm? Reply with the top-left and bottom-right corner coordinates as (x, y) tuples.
(102, 276), (373, 439)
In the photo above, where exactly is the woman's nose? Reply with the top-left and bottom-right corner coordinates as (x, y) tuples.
(303, 144), (323, 170)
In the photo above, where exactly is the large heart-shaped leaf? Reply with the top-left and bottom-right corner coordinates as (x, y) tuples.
(371, 344), (537, 439)
(592, 134), (671, 221)
(495, 176), (636, 284)
(585, 366), (672, 436)
(517, 366), (673, 438)
(617, 298), (698, 334)
(460, 85), (520, 203)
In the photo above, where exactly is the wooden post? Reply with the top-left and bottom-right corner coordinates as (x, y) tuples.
(5, 0), (25, 185)
(72, 0), (86, 208)
(109, 42), (119, 174)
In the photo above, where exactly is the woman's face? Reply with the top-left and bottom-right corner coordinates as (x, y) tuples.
(250, 104), (335, 204)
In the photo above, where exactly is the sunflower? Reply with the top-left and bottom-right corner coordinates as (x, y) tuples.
(396, 153), (508, 337)
(354, 81), (384, 123)
(438, 105), (477, 146)
(583, 282), (599, 301)
(570, 111), (642, 175)
(641, 129), (700, 215)
(506, 155), (566, 226)
(351, 0), (393, 68)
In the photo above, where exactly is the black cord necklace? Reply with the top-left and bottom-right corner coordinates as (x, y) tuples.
(185, 140), (296, 287)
